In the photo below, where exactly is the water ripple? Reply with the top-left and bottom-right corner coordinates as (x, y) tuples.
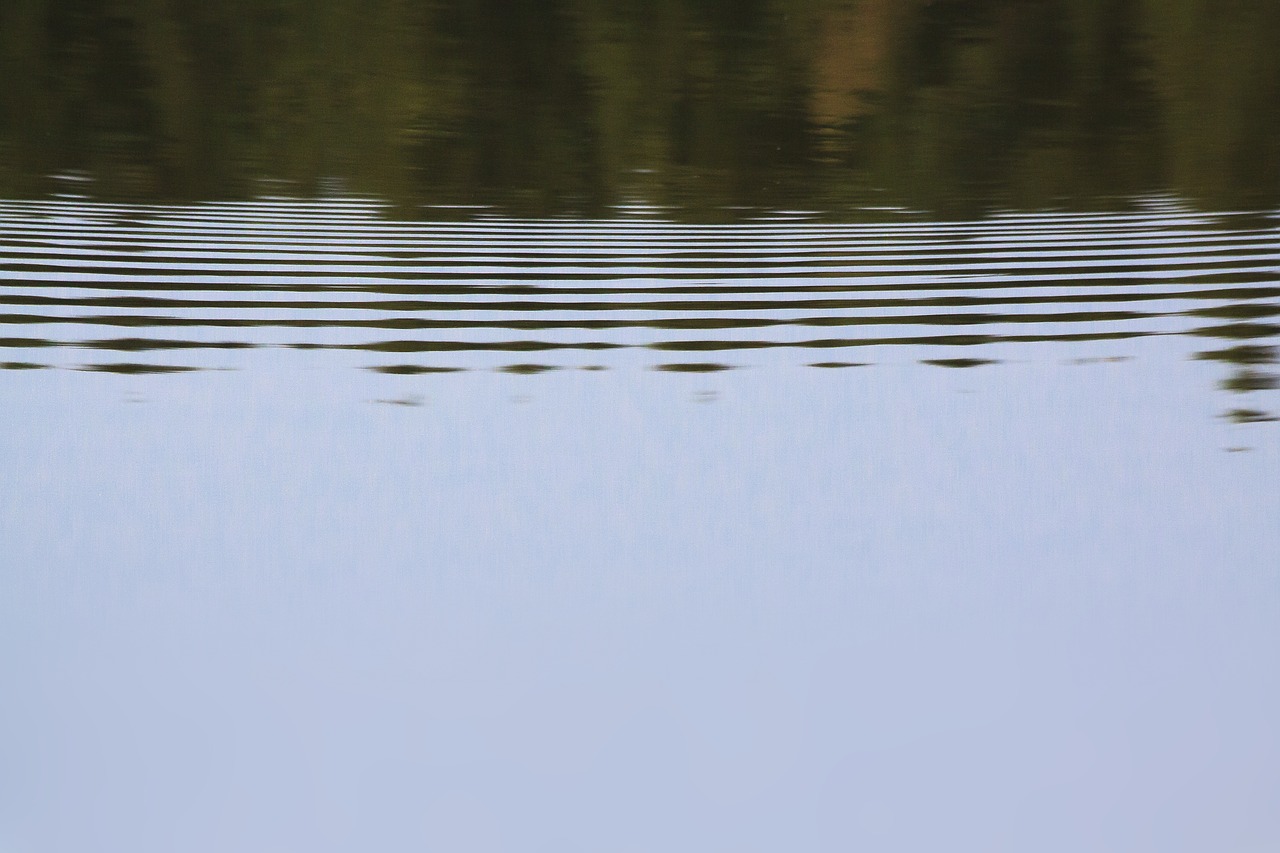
(1, 197), (1277, 377)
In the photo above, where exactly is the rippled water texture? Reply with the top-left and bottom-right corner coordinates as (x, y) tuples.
(2, 2), (1280, 852)
(2, 196), (1277, 403)
(3, 193), (1278, 853)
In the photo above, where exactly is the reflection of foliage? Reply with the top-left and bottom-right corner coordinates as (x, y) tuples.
(1144, 0), (1280, 207)
(0, 0), (1277, 213)
(1200, 342), (1280, 423)
(1223, 408), (1279, 424)
(845, 0), (1164, 213)
(1219, 369), (1280, 394)
(1196, 345), (1279, 366)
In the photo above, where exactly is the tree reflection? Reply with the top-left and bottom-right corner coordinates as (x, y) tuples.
(1196, 337), (1280, 425)
(1, 0), (1277, 213)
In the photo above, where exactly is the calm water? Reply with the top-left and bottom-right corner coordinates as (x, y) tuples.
(3, 3), (1280, 852)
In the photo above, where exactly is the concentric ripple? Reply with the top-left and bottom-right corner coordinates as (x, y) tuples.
(1, 195), (1278, 376)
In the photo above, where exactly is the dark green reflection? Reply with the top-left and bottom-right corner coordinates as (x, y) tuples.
(1196, 300), (1280, 424)
(923, 358), (998, 368)
(1223, 408), (1279, 424)
(2, 0), (1278, 214)
(653, 362), (735, 372)
(78, 362), (199, 374)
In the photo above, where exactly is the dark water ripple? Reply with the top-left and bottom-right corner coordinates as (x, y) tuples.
(1, 196), (1277, 378)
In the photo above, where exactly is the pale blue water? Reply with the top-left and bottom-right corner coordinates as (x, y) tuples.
(2, 196), (1278, 853)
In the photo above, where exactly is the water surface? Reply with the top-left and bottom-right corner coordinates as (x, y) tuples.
(2, 4), (1279, 852)
(1, 195), (1276, 399)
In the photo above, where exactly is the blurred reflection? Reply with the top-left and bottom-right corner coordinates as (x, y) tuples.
(3, 195), (1276, 382)
(1197, 339), (1280, 424)
(1, 0), (1278, 214)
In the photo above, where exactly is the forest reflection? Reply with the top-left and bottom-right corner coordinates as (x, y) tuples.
(1, 0), (1278, 216)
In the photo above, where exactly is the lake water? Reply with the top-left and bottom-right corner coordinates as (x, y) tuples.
(2, 3), (1280, 852)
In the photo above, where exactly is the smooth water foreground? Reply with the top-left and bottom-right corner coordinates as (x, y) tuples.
(1, 193), (1278, 852)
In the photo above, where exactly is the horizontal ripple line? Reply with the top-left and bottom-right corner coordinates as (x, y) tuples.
(0, 196), (1275, 373)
